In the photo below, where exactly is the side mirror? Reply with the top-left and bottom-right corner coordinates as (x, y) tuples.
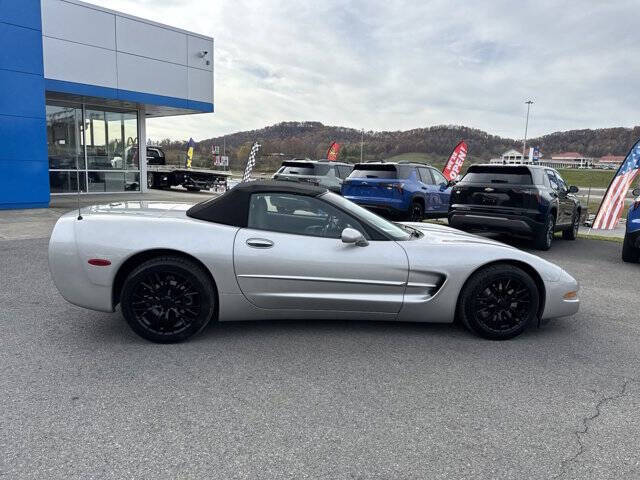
(341, 227), (369, 247)
(633, 187), (640, 197)
(447, 179), (457, 187)
(568, 185), (579, 193)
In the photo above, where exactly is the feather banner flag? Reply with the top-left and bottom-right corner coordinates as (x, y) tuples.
(242, 142), (261, 182)
(326, 142), (341, 162)
(592, 138), (640, 229)
(442, 140), (468, 182)
(186, 138), (196, 169)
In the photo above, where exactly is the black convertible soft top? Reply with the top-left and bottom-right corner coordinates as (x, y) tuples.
(186, 180), (327, 227)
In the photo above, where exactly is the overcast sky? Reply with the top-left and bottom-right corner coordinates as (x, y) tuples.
(94, 0), (639, 142)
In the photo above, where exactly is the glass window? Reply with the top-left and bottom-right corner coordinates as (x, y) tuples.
(49, 171), (86, 194)
(46, 104), (84, 170)
(418, 167), (434, 185)
(348, 164), (397, 179)
(85, 108), (138, 170)
(545, 169), (561, 190)
(460, 166), (533, 185)
(430, 169), (448, 186)
(321, 192), (412, 241)
(248, 193), (367, 239)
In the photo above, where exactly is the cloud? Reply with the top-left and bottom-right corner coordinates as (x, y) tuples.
(92, 0), (640, 141)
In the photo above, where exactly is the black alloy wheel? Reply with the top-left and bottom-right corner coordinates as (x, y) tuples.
(535, 215), (555, 250)
(120, 256), (216, 343)
(562, 212), (579, 240)
(458, 264), (539, 340)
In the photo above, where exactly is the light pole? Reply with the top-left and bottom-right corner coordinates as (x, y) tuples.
(522, 100), (534, 161)
(360, 128), (364, 162)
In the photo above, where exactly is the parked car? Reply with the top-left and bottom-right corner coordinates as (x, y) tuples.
(448, 164), (581, 250)
(622, 187), (640, 262)
(341, 162), (452, 220)
(272, 159), (352, 193)
(48, 180), (579, 343)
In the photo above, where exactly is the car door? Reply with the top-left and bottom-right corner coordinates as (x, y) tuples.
(233, 192), (409, 313)
(429, 168), (451, 214)
(552, 170), (577, 225)
(416, 167), (437, 214)
(545, 169), (570, 226)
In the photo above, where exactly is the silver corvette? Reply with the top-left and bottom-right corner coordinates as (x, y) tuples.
(49, 181), (579, 343)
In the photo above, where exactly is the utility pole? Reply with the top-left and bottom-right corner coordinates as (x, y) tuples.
(360, 128), (364, 162)
(522, 100), (534, 161)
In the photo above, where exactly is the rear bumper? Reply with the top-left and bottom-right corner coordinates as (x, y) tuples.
(344, 196), (409, 215)
(449, 209), (543, 235)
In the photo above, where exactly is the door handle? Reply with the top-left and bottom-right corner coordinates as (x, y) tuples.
(246, 238), (274, 248)
(421, 186), (427, 190)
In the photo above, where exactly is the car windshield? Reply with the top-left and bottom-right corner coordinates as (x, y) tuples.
(321, 191), (411, 240)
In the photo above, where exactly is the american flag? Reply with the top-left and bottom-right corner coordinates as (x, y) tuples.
(242, 142), (261, 183)
(592, 139), (640, 229)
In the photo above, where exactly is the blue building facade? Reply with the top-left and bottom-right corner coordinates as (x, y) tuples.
(0, 0), (214, 209)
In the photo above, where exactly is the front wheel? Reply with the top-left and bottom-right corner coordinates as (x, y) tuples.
(457, 264), (540, 340)
(120, 256), (216, 343)
(622, 233), (640, 263)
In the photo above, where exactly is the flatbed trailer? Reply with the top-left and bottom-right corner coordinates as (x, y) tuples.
(147, 166), (233, 192)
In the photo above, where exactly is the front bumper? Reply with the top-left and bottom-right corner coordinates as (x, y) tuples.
(542, 268), (580, 319)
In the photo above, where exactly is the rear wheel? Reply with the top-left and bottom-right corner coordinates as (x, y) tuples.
(534, 215), (555, 250)
(458, 264), (539, 340)
(622, 233), (640, 263)
(120, 256), (216, 343)
(408, 201), (424, 222)
(562, 211), (580, 240)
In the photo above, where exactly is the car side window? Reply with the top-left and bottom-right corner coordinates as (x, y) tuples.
(417, 167), (434, 185)
(247, 193), (368, 239)
(553, 171), (568, 191)
(336, 165), (349, 179)
(545, 169), (560, 191)
(430, 169), (448, 186)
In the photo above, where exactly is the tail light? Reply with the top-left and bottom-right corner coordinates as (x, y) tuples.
(381, 183), (404, 192)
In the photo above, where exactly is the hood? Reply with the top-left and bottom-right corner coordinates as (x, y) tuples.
(65, 201), (194, 219)
(399, 221), (513, 248)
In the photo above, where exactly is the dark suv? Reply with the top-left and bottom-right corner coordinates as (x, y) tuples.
(272, 159), (353, 193)
(448, 164), (581, 250)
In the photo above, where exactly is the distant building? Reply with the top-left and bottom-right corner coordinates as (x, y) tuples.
(489, 148), (532, 165)
(538, 152), (593, 169)
(596, 154), (625, 169)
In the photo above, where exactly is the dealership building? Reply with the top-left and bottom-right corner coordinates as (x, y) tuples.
(0, 0), (213, 209)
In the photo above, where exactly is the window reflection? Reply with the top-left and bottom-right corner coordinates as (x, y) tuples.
(46, 100), (140, 193)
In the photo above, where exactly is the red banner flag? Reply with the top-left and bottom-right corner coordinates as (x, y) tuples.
(326, 142), (341, 162)
(442, 140), (468, 181)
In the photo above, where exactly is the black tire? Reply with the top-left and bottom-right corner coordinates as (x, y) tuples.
(534, 214), (555, 250)
(622, 233), (640, 263)
(458, 264), (540, 340)
(408, 200), (424, 222)
(120, 256), (216, 343)
(562, 211), (580, 240)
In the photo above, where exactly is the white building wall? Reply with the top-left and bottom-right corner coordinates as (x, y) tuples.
(41, 0), (213, 105)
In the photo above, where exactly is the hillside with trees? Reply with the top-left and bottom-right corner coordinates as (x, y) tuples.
(150, 122), (640, 171)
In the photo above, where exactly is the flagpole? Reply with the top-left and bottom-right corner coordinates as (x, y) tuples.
(522, 100), (534, 160)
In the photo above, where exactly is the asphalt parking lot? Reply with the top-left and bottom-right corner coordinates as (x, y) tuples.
(2, 232), (640, 479)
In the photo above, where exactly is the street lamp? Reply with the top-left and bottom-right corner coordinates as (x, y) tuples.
(522, 100), (534, 162)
